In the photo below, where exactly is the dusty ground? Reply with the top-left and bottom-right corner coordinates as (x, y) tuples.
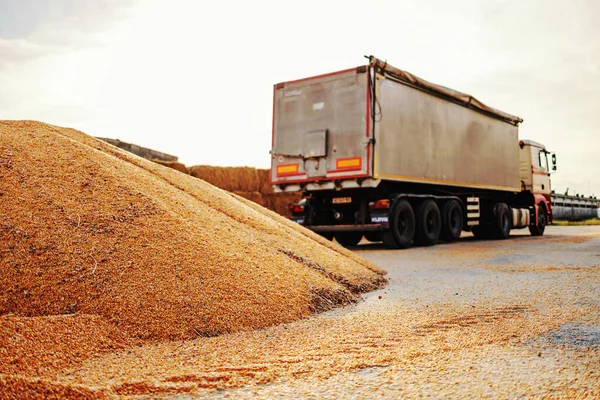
(28, 225), (598, 399)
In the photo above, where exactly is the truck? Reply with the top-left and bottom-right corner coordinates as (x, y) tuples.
(270, 56), (557, 248)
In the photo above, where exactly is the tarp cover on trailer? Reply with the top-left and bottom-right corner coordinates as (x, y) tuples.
(369, 56), (523, 126)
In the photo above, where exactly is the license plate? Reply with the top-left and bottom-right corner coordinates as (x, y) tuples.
(371, 215), (389, 223)
(332, 197), (352, 204)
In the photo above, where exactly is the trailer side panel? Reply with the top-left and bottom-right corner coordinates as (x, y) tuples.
(374, 77), (520, 192)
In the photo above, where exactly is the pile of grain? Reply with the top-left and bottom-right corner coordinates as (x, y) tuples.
(0, 120), (385, 397)
(0, 314), (130, 378)
(0, 121), (384, 340)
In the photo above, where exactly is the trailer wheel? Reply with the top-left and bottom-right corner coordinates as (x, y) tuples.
(415, 199), (441, 246)
(441, 199), (463, 242)
(528, 204), (546, 236)
(382, 199), (415, 249)
(334, 232), (363, 247)
(493, 203), (511, 239)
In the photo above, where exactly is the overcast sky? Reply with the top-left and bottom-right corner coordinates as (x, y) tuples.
(1, 0), (599, 197)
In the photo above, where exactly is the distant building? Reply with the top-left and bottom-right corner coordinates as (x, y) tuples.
(551, 194), (599, 220)
(96, 137), (178, 162)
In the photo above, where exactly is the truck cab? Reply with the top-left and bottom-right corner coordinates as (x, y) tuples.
(519, 140), (555, 196)
(518, 139), (556, 233)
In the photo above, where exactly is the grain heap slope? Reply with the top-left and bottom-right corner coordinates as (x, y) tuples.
(0, 121), (386, 342)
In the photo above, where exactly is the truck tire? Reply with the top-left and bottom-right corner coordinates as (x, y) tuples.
(415, 199), (441, 246)
(492, 202), (511, 239)
(529, 204), (547, 236)
(440, 199), (463, 242)
(335, 232), (363, 247)
(382, 199), (415, 249)
(381, 231), (399, 249)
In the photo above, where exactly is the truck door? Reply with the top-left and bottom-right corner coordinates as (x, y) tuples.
(271, 68), (372, 185)
(304, 129), (328, 178)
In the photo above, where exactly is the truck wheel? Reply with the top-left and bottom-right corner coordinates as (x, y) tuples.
(381, 231), (398, 249)
(440, 199), (463, 242)
(529, 204), (547, 236)
(382, 199), (415, 249)
(334, 232), (363, 247)
(415, 199), (441, 246)
(493, 203), (511, 239)
(364, 232), (382, 243)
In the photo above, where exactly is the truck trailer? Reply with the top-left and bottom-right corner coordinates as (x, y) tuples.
(270, 56), (556, 249)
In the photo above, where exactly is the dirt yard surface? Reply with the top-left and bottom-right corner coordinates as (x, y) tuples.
(7, 225), (596, 399)
(174, 226), (599, 399)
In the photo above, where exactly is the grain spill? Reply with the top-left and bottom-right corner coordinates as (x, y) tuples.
(0, 120), (385, 397)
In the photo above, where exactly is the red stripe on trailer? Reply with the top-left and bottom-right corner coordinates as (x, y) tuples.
(366, 69), (371, 176)
(272, 172), (370, 186)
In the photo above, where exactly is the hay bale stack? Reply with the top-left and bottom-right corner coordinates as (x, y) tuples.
(189, 165), (302, 216)
(232, 190), (264, 205)
(151, 160), (189, 174)
(263, 193), (303, 216)
(189, 165), (264, 193)
(0, 121), (385, 345)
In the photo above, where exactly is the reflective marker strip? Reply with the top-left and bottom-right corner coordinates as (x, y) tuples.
(336, 157), (362, 170)
(276, 164), (299, 176)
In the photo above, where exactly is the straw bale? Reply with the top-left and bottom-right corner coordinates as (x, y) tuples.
(151, 160), (189, 174)
(249, 191), (263, 205)
(0, 120), (385, 343)
(189, 165), (264, 193)
(263, 193), (302, 216)
(257, 168), (274, 194)
(187, 165), (302, 216)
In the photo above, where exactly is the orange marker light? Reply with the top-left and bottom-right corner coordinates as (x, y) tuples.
(276, 164), (299, 177)
(335, 157), (362, 171)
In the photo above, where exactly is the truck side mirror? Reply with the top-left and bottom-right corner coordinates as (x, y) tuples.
(551, 153), (557, 171)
